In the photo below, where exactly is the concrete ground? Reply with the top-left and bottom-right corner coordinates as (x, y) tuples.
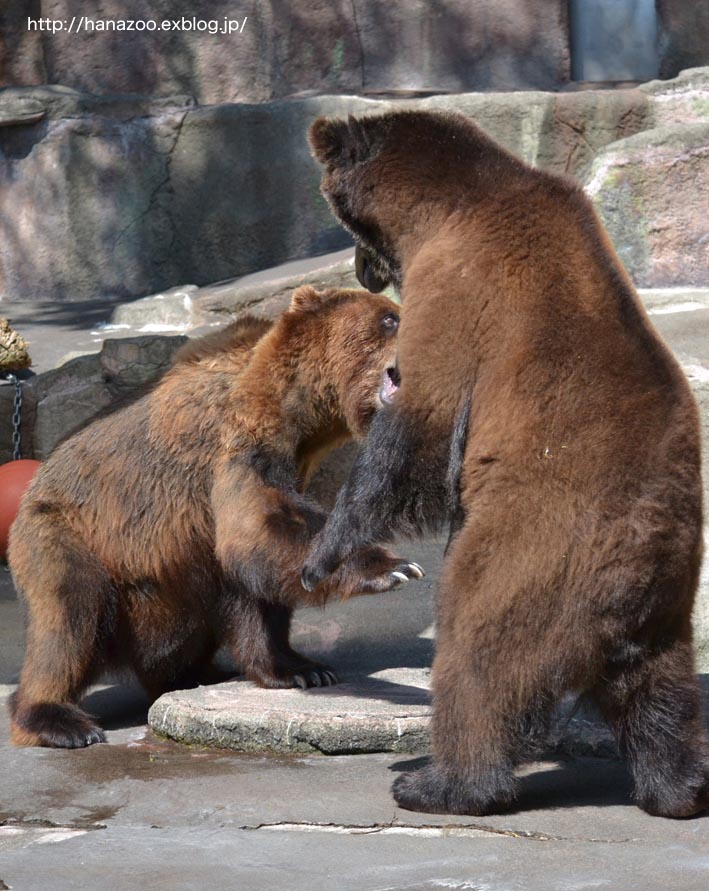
(1, 554), (709, 891)
(1, 266), (709, 889)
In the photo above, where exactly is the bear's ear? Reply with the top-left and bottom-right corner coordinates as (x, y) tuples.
(289, 285), (323, 314)
(308, 117), (349, 164)
(308, 115), (375, 168)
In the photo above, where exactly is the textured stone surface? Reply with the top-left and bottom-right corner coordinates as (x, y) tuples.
(193, 256), (361, 320)
(25, 334), (187, 459)
(0, 89), (196, 302)
(353, 0), (570, 95)
(110, 285), (200, 331)
(149, 667), (620, 758)
(658, 0), (709, 79)
(3, 69), (709, 303)
(29, 353), (112, 458)
(414, 88), (653, 179)
(3, 1), (571, 100)
(149, 668), (434, 756)
(0, 90), (373, 302)
(0, 0), (46, 87)
(641, 66), (709, 127)
(587, 122), (709, 288)
(6, 0), (709, 102)
(1, 679), (708, 891)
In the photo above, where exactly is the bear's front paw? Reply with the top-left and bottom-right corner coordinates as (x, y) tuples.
(350, 546), (424, 593)
(248, 655), (339, 690)
(301, 550), (342, 592)
(361, 561), (425, 593)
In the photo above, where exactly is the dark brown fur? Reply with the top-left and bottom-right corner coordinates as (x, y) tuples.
(303, 111), (707, 818)
(8, 286), (421, 748)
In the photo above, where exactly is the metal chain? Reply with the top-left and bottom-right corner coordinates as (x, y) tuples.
(3, 373), (22, 461)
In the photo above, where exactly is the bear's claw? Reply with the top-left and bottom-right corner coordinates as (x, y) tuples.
(392, 562), (426, 584)
(402, 562), (425, 579)
(293, 667), (339, 689)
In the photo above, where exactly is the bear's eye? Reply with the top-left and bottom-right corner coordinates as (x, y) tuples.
(380, 312), (399, 337)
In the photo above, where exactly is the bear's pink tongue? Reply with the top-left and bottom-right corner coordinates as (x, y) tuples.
(381, 368), (399, 403)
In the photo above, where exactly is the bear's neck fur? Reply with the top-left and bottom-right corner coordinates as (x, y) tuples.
(213, 319), (353, 491)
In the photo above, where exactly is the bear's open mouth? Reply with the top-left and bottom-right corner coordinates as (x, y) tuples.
(380, 365), (400, 404)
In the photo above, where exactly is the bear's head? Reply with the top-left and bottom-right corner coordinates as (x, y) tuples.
(308, 110), (522, 295)
(284, 285), (401, 437)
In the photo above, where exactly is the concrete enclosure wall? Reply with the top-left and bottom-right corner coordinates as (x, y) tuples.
(2, 69), (709, 302)
(1, 3), (708, 302)
(3, 0), (572, 100)
(3, 1), (708, 100)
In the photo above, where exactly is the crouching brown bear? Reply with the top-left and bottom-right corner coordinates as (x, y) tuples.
(8, 286), (423, 748)
(302, 111), (708, 818)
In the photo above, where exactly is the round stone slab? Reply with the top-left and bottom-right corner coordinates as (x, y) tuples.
(148, 665), (618, 758)
(148, 668), (433, 755)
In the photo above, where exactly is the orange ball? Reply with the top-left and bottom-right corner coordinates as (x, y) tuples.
(0, 459), (41, 560)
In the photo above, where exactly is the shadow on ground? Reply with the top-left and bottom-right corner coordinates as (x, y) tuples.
(387, 754), (637, 812)
(4, 299), (127, 331)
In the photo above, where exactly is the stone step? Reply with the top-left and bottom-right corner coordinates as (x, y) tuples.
(149, 668), (619, 759)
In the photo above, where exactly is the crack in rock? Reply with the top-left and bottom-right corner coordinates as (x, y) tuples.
(350, 0), (366, 91)
(239, 819), (636, 843)
(0, 816), (107, 832)
(114, 109), (189, 263)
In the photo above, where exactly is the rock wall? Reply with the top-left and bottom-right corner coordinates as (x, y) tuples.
(588, 123), (709, 287)
(4, 2), (709, 100)
(3, 1), (571, 100)
(0, 334), (187, 464)
(2, 68), (708, 302)
(657, 0), (709, 79)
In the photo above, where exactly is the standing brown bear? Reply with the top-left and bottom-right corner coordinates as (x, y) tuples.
(9, 286), (423, 748)
(302, 111), (708, 818)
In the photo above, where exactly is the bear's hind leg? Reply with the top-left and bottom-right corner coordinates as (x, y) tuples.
(392, 646), (553, 815)
(392, 525), (567, 816)
(593, 629), (709, 818)
(10, 524), (111, 748)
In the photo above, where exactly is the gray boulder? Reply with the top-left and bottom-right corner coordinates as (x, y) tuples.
(26, 334), (187, 460)
(587, 123), (709, 288)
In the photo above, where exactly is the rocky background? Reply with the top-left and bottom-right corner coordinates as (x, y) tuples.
(2, 1), (708, 101)
(0, 2), (708, 303)
(1, 68), (708, 304)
